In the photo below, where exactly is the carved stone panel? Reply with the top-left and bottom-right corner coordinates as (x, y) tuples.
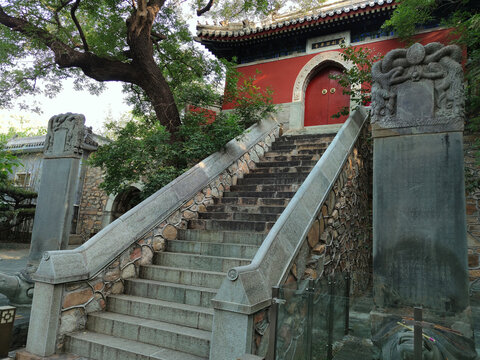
(371, 42), (464, 136)
(44, 113), (86, 157)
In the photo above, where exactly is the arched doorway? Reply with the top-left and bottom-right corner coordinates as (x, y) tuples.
(304, 66), (350, 126)
(110, 186), (142, 222)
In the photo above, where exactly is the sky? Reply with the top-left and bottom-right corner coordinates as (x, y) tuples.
(0, 80), (131, 135)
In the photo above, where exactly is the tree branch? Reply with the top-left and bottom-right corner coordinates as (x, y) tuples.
(0, 6), (139, 84)
(197, 0), (214, 16)
(70, 0), (89, 51)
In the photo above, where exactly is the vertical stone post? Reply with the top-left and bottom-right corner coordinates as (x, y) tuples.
(25, 282), (63, 356)
(370, 43), (476, 359)
(27, 113), (97, 274)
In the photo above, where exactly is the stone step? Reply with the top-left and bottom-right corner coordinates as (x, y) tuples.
(125, 278), (217, 307)
(153, 251), (251, 272)
(205, 204), (285, 215)
(140, 265), (226, 288)
(272, 139), (331, 148)
(178, 229), (265, 245)
(166, 240), (259, 259)
(198, 211), (279, 222)
(214, 196), (290, 206)
(265, 148), (327, 156)
(271, 143), (329, 151)
(86, 312), (211, 358)
(107, 294), (214, 331)
(245, 171), (311, 178)
(255, 159), (317, 167)
(187, 218), (275, 232)
(229, 183), (300, 192)
(236, 176), (308, 185)
(66, 331), (207, 360)
(251, 166), (313, 174)
(275, 133), (335, 142)
(222, 190), (296, 198)
(263, 153), (322, 162)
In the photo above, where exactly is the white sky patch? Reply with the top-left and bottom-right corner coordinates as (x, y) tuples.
(0, 79), (131, 135)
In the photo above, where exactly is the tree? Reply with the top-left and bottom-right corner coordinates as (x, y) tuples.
(0, 0), (324, 133)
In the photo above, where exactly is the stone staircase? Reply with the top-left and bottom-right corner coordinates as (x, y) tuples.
(64, 133), (334, 360)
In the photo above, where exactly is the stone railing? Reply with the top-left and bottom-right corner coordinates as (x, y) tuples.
(209, 107), (371, 360)
(25, 117), (280, 357)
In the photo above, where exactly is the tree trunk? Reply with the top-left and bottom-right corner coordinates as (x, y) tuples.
(126, 1), (181, 133)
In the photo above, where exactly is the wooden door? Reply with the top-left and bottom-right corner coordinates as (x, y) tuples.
(304, 66), (350, 126)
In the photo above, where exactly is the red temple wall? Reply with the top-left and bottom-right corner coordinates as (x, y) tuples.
(223, 28), (454, 109)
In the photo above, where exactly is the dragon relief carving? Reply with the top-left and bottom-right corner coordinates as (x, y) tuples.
(371, 42), (464, 129)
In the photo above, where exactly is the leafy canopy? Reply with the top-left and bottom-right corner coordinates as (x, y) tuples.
(90, 69), (276, 199)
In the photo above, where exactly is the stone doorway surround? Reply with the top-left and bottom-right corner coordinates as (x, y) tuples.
(289, 51), (355, 130)
(101, 183), (143, 227)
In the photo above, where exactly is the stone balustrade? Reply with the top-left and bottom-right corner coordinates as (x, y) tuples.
(25, 117), (280, 357)
(209, 107), (371, 360)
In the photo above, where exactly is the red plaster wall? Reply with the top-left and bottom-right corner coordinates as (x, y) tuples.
(223, 28), (454, 110)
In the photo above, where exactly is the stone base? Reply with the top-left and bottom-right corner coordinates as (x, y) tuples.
(15, 349), (86, 360)
(370, 309), (477, 360)
(236, 355), (265, 360)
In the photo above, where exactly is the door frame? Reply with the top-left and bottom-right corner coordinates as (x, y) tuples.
(290, 51), (358, 129)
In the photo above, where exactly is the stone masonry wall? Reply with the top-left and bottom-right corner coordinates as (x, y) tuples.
(56, 127), (280, 350)
(465, 134), (480, 297)
(77, 165), (109, 241)
(252, 124), (372, 357)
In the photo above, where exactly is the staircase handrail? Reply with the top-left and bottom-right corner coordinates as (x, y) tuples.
(211, 107), (369, 314)
(33, 117), (279, 285)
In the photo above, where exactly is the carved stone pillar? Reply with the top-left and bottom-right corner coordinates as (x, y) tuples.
(27, 113), (98, 272)
(371, 43), (476, 359)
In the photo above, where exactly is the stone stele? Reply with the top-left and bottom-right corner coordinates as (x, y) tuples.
(371, 43), (476, 360)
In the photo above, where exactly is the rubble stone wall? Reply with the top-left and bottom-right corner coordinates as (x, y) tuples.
(77, 165), (109, 241)
(465, 134), (480, 296)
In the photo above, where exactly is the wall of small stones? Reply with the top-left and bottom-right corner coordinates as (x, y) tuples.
(76, 165), (109, 241)
(252, 124), (372, 357)
(55, 126), (280, 350)
(464, 134), (480, 297)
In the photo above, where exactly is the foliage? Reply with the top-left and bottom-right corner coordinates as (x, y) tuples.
(0, 138), (21, 184)
(224, 68), (276, 128)
(382, 0), (436, 41)
(328, 42), (382, 118)
(91, 69), (276, 199)
(194, 0), (327, 21)
(0, 183), (37, 232)
(0, 139), (37, 233)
